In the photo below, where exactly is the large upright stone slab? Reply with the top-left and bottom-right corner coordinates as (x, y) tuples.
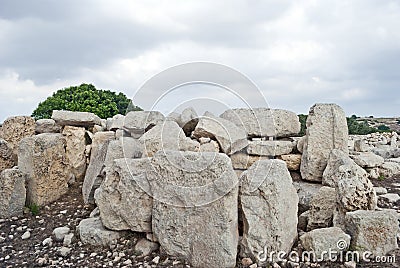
(220, 108), (300, 138)
(94, 158), (153, 232)
(123, 111), (165, 138)
(151, 151), (238, 268)
(240, 160), (298, 260)
(345, 210), (398, 256)
(0, 139), (15, 172)
(63, 126), (87, 181)
(0, 167), (26, 217)
(18, 133), (69, 206)
(192, 114), (248, 155)
(300, 104), (349, 182)
(139, 120), (199, 157)
(52, 110), (102, 127)
(82, 131), (115, 204)
(0, 116), (35, 161)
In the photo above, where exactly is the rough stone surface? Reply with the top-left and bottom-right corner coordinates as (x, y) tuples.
(379, 161), (400, 178)
(104, 137), (143, 168)
(0, 116), (35, 161)
(354, 139), (369, 152)
(220, 108), (300, 138)
(78, 217), (122, 247)
(192, 114), (248, 155)
(293, 181), (322, 214)
(0, 167), (26, 218)
(35, 119), (62, 134)
(336, 164), (377, 212)
(322, 149), (353, 187)
(372, 147), (400, 159)
(63, 126), (87, 181)
(18, 133), (69, 206)
(297, 136), (306, 153)
(123, 111), (165, 138)
(82, 131), (115, 204)
(107, 114), (125, 131)
(278, 154), (301, 171)
(247, 140), (295, 156)
(229, 152), (268, 170)
(134, 238), (159, 257)
(139, 121), (199, 157)
(379, 193), (400, 203)
(0, 139), (15, 172)
(151, 151), (238, 268)
(94, 158), (153, 232)
(300, 227), (351, 261)
(351, 152), (384, 168)
(307, 186), (336, 231)
(345, 209), (398, 256)
(240, 159), (298, 260)
(53, 226), (70, 242)
(178, 107), (199, 135)
(300, 104), (349, 182)
(198, 140), (219, 152)
(51, 110), (102, 127)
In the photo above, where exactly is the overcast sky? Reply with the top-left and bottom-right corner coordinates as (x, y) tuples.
(0, 0), (399, 122)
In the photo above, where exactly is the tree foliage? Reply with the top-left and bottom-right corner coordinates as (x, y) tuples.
(32, 84), (142, 119)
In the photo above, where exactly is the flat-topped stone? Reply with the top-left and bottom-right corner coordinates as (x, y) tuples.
(52, 110), (102, 127)
(246, 140), (294, 156)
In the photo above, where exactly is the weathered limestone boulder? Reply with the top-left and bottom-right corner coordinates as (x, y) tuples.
(372, 147), (400, 159)
(307, 186), (336, 231)
(52, 110), (102, 127)
(345, 210), (398, 256)
(240, 160), (298, 260)
(192, 114), (248, 155)
(0, 139), (15, 172)
(82, 131), (115, 204)
(229, 152), (268, 170)
(334, 164), (377, 228)
(379, 161), (400, 178)
(178, 107), (199, 135)
(300, 227), (351, 261)
(351, 152), (384, 168)
(379, 193), (400, 203)
(0, 168), (26, 217)
(354, 139), (369, 152)
(278, 154), (301, 171)
(220, 108), (300, 137)
(94, 158), (153, 232)
(247, 140), (294, 156)
(35, 119), (62, 134)
(123, 111), (165, 138)
(139, 121), (199, 157)
(63, 126), (87, 181)
(134, 238), (159, 257)
(151, 151), (238, 268)
(293, 181), (322, 214)
(18, 133), (69, 206)
(322, 149), (354, 187)
(300, 104), (348, 182)
(199, 140), (220, 152)
(78, 217), (122, 247)
(106, 114), (125, 131)
(297, 136), (306, 153)
(104, 137), (143, 168)
(0, 116), (35, 161)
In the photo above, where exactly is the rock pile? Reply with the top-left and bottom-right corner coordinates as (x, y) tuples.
(0, 104), (399, 268)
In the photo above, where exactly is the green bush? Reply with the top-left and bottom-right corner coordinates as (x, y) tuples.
(32, 83), (142, 120)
